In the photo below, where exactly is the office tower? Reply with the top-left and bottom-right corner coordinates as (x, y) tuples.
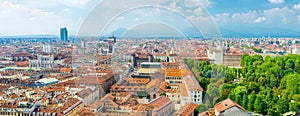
(60, 27), (68, 42)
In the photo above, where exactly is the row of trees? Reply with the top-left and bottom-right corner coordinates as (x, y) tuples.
(184, 54), (300, 115)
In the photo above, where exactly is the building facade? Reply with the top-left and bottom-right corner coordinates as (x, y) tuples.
(29, 54), (61, 69)
(60, 28), (68, 42)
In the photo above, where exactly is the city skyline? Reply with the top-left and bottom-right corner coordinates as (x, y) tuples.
(0, 0), (300, 37)
(0, 1), (299, 115)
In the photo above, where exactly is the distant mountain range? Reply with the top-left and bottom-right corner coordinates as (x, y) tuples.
(220, 27), (300, 38)
(104, 28), (128, 37)
(1, 34), (58, 38)
(1, 27), (300, 38)
(106, 27), (300, 38)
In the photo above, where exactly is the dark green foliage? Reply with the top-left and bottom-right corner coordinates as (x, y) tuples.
(166, 86), (171, 89)
(185, 54), (300, 115)
(252, 47), (263, 53)
(154, 58), (161, 62)
(227, 54), (300, 115)
(137, 91), (150, 99)
(160, 93), (166, 96)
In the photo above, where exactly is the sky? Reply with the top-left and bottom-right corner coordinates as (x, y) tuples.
(0, 0), (300, 37)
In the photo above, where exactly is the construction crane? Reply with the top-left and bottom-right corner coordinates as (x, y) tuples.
(30, 65), (33, 82)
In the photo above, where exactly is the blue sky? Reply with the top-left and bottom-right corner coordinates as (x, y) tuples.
(0, 0), (299, 37)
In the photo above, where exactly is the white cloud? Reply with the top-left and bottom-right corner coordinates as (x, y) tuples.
(215, 13), (230, 17)
(214, 4), (300, 28)
(58, 0), (96, 8)
(232, 10), (259, 23)
(0, 1), (84, 35)
(263, 7), (296, 24)
(184, 0), (213, 7)
(293, 2), (300, 11)
(254, 17), (266, 23)
(268, 0), (284, 4)
(199, 0), (213, 7)
(193, 8), (203, 15)
(186, 15), (210, 22)
(0, 1), (52, 17)
(214, 13), (230, 22)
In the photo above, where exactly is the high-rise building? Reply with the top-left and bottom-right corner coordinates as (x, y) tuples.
(108, 40), (114, 54)
(60, 27), (68, 42)
(43, 44), (54, 53)
(81, 41), (86, 47)
(111, 34), (117, 43)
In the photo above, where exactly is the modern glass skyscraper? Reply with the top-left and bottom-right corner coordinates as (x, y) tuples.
(60, 27), (68, 42)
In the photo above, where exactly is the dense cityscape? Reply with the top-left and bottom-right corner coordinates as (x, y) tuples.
(0, 29), (299, 115)
(0, 0), (300, 116)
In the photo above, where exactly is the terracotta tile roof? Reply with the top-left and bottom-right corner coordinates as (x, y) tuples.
(0, 85), (9, 91)
(76, 76), (101, 85)
(132, 104), (148, 112)
(89, 100), (104, 109)
(183, 74), (203, 91)
(115, 92), (132, 104)
(137, 54), (149, 59)
(214, 98), (246, 113)
(9, 93), (19, 99)
(129, 78), (150, 84)
(76, 108), (95, 116)
(153, 53), (167, 57)
(15, 61), (29, 67)
(0, 91), (4, 95)
(161, 62), (179, 66)
(149, 96), (172, 111)
(116, 92), (131, 98)
(41, 97), (48, 102)
(96, 70), (114, 81)
(59, 98), (81, 114)
(165, 69), (189, 77)
(55, 79), (75, 87)
(102, 93), (115, 101)
(12, 52), (31, 57)
(41, 86), (65, 93)
(160, 82), (169, 91)
(1, 102), (18, 108)
(60, 67), (72, 73)
(159, 82), (178, 93)
(146, 79), (161, 89)
(168, 54), (178, 56)
(76, 88), (93, 99)
(179, 84), (189, 97)
(177, 103), (198, 116)
(63, 58), (72, 64)
(99, 93), (118, 108)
